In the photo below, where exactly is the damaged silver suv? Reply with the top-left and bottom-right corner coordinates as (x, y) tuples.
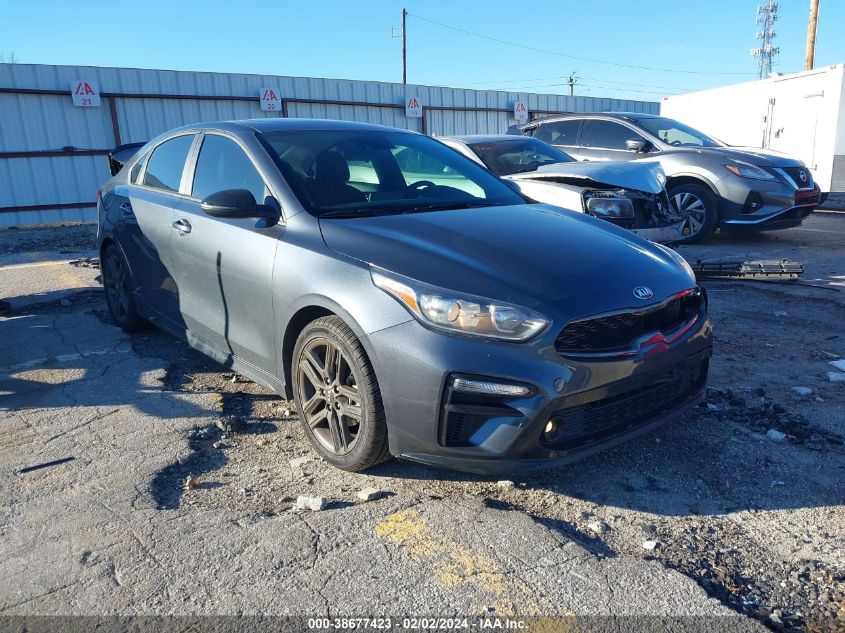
(520, 113), (821, 242)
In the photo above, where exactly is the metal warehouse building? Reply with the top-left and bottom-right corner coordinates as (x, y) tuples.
(0, 63), (658, 227)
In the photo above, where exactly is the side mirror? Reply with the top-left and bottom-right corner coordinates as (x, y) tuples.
(626, 139), (649, 153)
(200, 189), (278, 221)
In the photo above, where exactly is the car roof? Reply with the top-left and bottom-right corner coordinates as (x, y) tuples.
(441, 134), (541, 144)
(167, 118), (416, 135)
(528, 112), (662, 125)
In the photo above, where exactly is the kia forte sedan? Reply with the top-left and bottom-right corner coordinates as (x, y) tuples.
(97, 119), (712, 474)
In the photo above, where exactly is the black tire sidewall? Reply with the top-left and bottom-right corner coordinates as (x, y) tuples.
(669, 183), (718, 243)
(103, 244), (143, 330)
(291, 317), (386, 471)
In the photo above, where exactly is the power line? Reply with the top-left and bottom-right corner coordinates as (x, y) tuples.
(408, 12), (758, 76)
(460, 74), (690, 91)
(510, 81), (682, 96)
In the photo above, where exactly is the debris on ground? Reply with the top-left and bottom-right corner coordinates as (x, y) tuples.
(766, 429), (787, 442)
(18, 456), (75, 474)
(827, 371), (845, 383)
(688, 258), (803, 281)
(642, 540), (659, 551)
(289, 456), (310, 472)
(212, 441), (227, 449)
(497, 480), (515, 488)
(295, 494), (326, 511)
(68, 257), (100, 269)
(775, 311), (788, 317)
(255, 438), (271, 448)
(790, 386), (813, 396)
(587, 521), (610, 534)
(182, 476), (200, 492)
(357, 487), (384, 502)
(828, 359), (845, 372)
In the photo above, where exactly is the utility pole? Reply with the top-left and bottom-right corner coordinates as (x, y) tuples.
(565, 72), (578, 97)
(391, 9), (407, 84)
(751, 1), (780, 79)
(804, 0), (820, 70)
(402, 8), (407, 84)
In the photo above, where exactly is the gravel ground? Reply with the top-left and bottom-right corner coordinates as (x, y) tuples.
(2, 215), (844, 630)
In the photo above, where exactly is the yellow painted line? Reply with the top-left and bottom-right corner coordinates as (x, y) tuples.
(0, 260), (77, 271)
(375, 508), (548, 616)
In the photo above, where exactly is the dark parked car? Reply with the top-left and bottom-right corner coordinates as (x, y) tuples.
(519, 113), (821, 242)
(97, 119), (712, 474)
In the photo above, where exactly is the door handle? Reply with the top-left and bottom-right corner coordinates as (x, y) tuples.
(119, 202), (133, 217)
(172, 218), (192, 234)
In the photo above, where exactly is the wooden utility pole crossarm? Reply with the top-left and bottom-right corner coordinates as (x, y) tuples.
(804, 0), (820, 70)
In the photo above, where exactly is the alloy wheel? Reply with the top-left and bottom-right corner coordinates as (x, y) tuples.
(104, 254), (130, 320)
(296, 337), (362, 455)
(671, 192), (707, 237)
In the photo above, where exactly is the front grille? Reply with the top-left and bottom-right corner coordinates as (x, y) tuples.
(541, 361), (707, 449)
(781, 166), (814, 190)
(555, 291), (702, 355)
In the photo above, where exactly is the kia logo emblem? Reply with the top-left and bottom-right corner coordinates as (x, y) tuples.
(633, 286), (654, 300)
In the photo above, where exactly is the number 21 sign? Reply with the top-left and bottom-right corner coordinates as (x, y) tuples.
(70, 81), (100, 107)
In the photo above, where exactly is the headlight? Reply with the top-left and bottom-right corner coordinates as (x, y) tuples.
(583, 191), (635, 219)
(724, 161), (777, 182)
(371, 269), (549, 342)
(654, 243), (696, 282)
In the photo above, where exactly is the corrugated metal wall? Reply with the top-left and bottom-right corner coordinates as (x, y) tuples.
(0, 63), (658, 227)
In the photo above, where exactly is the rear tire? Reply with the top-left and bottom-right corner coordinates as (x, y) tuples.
(668, 183), (718, 243)
(292, 315), (390, 471)
(102, 244), (145, 331)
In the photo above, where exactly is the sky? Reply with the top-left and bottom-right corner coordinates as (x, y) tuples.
(1, 0), (843, 102)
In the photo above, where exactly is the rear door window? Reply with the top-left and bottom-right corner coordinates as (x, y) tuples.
(143, 135), (194, 193)
(192, 134), (268, 203)
(536, 120), (581, 146)
(583, 121), (643, 150)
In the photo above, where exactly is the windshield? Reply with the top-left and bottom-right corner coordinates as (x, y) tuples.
(260, 130), (524, 217)
(634, 117), (722, 148)
(467, 138), (575, 176)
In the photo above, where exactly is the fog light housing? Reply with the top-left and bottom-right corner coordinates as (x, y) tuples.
(451, 376), (530, 397)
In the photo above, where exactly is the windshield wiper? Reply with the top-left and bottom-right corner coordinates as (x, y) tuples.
(318, 208), (379, 219)
(396, 200), (499, 214)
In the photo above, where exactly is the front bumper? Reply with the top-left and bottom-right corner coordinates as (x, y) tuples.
(366, 308), (712, 474)
(719, 180), (821, 230)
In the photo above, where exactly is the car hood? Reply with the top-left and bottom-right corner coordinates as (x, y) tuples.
(506, 160), (665, 194)
(319, 204), (695, 318)
(659, 145), (804, 167)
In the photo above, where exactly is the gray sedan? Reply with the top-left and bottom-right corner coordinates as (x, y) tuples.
(97, 119), (712, 473)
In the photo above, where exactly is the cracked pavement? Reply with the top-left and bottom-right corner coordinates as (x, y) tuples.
(1, 217), (844, 629)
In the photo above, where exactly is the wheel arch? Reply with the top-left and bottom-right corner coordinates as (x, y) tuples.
(280, 298), (380, 400)
(665, 174), (720, 198)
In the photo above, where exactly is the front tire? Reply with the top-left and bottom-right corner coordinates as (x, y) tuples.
(668, 183), (718, 243)
(102, 244), (145, 331)
(292, 316), (390, 471)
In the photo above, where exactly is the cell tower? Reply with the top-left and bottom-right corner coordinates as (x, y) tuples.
(751, 0), (780, 79)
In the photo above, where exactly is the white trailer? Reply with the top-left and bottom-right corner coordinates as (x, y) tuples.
(661, 65), (845, 202)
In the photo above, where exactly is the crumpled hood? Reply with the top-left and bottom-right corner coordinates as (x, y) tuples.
(319, 204), (694, 318)
(506, 160), (665, 194)
(659, 145), (805, 167)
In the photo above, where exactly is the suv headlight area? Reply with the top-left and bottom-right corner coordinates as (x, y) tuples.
(582, 190), (635, 222)
(371, 269), (549, 341)
(724, 161), (778, 182)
